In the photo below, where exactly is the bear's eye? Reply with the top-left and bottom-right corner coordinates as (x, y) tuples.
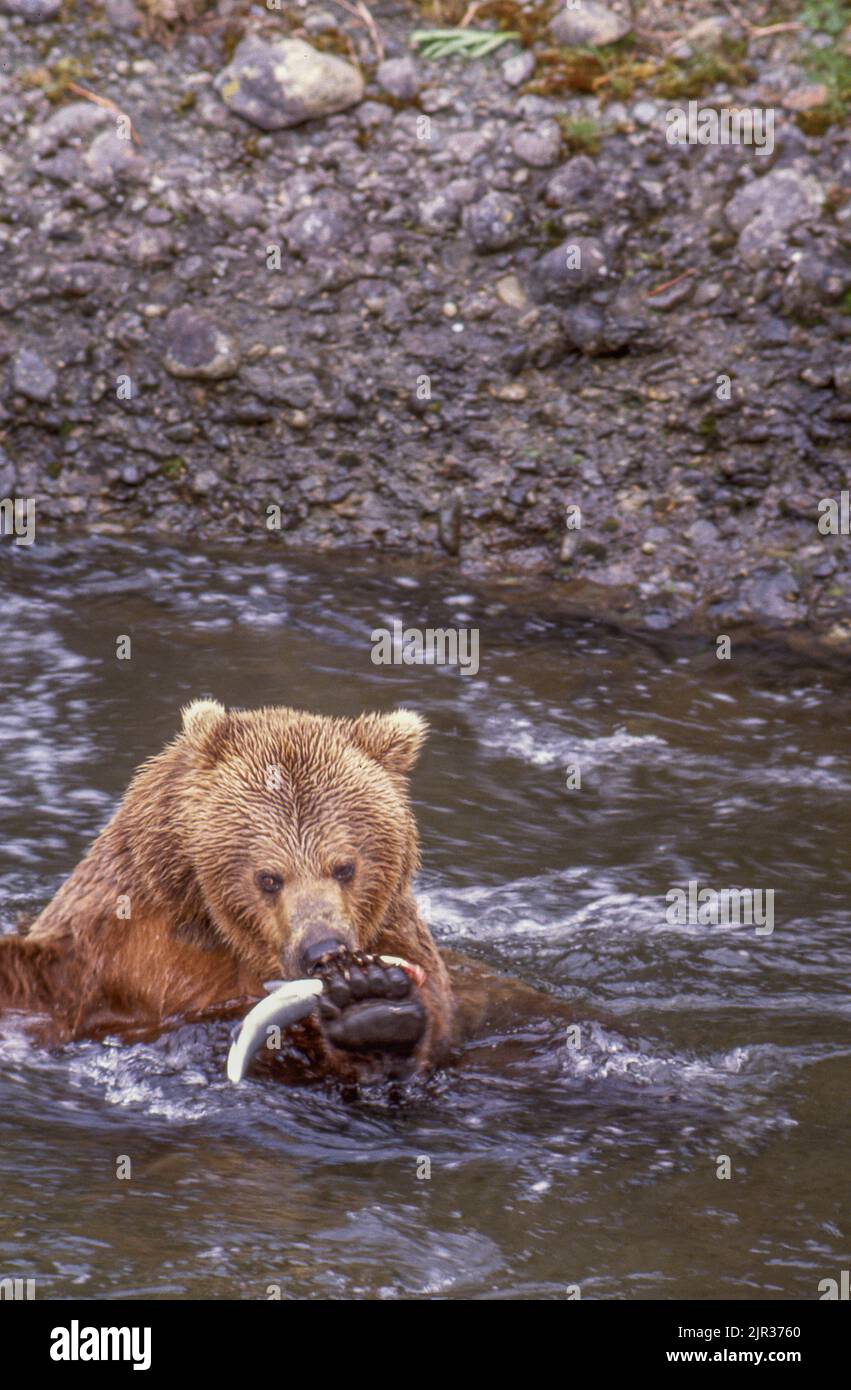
(331, 861), (356, 885)
(256, 871), (284, 896)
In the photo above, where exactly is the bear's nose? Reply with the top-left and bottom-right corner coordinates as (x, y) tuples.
(299, 936), (348, 975)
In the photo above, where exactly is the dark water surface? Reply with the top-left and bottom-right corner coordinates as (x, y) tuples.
(1, 535), (849, 1300)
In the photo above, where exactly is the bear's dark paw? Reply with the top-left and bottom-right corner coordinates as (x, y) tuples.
(314, 953), (426, 1055)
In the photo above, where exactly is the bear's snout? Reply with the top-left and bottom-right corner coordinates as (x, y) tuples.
(281, 892), (357, 978)
(299, 936), (348, 975)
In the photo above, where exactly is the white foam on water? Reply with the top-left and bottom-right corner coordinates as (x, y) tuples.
(475, 712), (669, 769)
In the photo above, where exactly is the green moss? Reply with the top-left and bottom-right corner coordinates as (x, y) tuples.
(556, 113), (601, 154)
(538, 215), (569, 243)
(528, 33), (752, 107)
(800, 45), (851, 124)
(528, 43), (655, 103)
(802, 0), (850, 36)
(797, 1), (851, 127)
(652, 44), (752, 101)
(20, 55), (91, 104)
(161, 457), (186, 480)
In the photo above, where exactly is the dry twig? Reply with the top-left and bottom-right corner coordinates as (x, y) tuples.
(330, 0), (385, 63)
(645, 267), (695, 298)
(66, 81), (141, 145)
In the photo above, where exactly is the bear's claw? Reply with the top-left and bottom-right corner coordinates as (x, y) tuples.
(313, 950), (427, 1056)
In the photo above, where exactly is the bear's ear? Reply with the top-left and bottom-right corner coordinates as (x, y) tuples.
(181, 698), (230, 765)
(349, 709), (428, 775)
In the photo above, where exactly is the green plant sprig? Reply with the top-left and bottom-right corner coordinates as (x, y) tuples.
(410, 28), (520, 61)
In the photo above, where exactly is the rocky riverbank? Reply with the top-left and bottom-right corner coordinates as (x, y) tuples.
(0, 0), (850, 654)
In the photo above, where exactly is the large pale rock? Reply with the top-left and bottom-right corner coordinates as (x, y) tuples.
(214, 36), (364, 131)
(725, 166), (825, 269)
(548, 2), (630, 47)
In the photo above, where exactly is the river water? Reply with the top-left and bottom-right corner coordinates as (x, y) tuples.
(0, 534), (849, 1300)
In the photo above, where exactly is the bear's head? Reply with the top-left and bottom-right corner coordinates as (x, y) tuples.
(173, 699), (427, 979)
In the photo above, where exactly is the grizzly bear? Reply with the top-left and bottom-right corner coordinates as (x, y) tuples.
(0, 699), (462, 1082)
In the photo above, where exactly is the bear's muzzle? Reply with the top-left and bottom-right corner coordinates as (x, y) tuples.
(281, 891), (356, 978)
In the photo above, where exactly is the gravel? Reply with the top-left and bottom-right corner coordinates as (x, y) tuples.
(1, 0), (850, 655)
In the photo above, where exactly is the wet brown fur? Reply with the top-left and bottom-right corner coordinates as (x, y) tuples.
(0, 701), (454, 1077)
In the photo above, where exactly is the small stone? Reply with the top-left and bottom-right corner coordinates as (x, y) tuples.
(46, 262), (103, 297)
(782, 84), (829, 112)
(686, 520), (719, 547)
(126, 228), (174, 267)
(545, 155), (597, 208)
(745, 569), (801, 624)
(463, 191), (524, 251)
(164, 307), (241, 381)
(490, 383), (527, 402)
(693, 281), (722, 306)
(495, 275), (527, 310)
(420, 86), (454, 114)
(214, 36), (364, 131)
(0, 0), (61, 19)
(368, 231), (395, 259)
(563, 303), (606, 354)
(528, 237), (608, 302)
(445, 129), (491, 165)
(376, 56), (420, 102)
(783, 252), (851, 311)
(219, 192), (264, 228)
(632, 100), (659, 126)
(512, 120), (562, 168)
(104, 0), (139, 29)
(800, 363), (833, 387)
(755, 317), (790, 347)
(726, 166), (825, 270)
(560, 531), (579, 563)
(190, 470), (219, 496)
(687, 16), (743, 48)
(834, 362), (851, 397)
(31, 101), (109, 155)
(303, 10), (336, 34)
(726, 167), (825, 235)
(83, 130), (146, 186)
(418, 190), (460, 232)
(357, 100), (392, 129)
(285, 200), (352, 255)
(502, 50), (535, 88)
(12, 348), (57, 403)
(548, 2), (630, 47)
